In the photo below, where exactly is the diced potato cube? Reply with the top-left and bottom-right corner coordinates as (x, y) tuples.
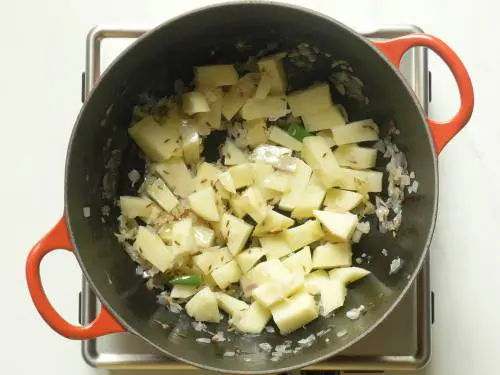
(171, 285), (198, 299)
(245, 259), (289, 285)
(233, 301), (271, 333)
(246, 119), (269, 147)
(313, 210), (358, 242)
(260, 233), (294, 259)
(312, 243), (352, 269)
(195, 162), (221, 191)
(222, 141), (248, 166)
(220, 213), (254, 255)
(301, 136), (340, 188)
(331, 119), (379, 145)
(195, 64), (239, 87)
(252, 273), (303, 307)
(279, 158), (312, 211)
(335, 168), (383, 193)
(188, 187), (220, 221)
(119, 196), (160, 223)
(287, 83), (332, 116)
(194, 87), (224, 130)
(134, 227), (175, 272)
(128, 116), (180, 162)
(182, 91), (210, 116)
(222, 73), (260, 120)
(317, 129), (335, 147)
(193, 224), (215, 248)
(263, 170), (292, 193)
(155, 157), (196, 198)
(228, 163), (254, 189)
(291, 174), (326, 219)
(171, 218), (197, 255)
(229, 196), (246, 218)
(334, 145), (378, 170)
(252, 162), (279, 200)
(241, 96), (288, 121)
(282, 246), (312, 276)
(239, 187), (268, 223)
(329, 267), (370, 285)
(268, 126), (302, 151)
(185, 287), (220, 323)
(285, 220), (324, 251)
(304, 270), (329, 295)
(253, 209), (295, 236)
(147, 178), (179, 212)
(254, 72), (273, 99)
(236, 247), (265, 273)
(257, 53), (287, 95)
(271, 291), (319, 335)
(218, 171), (236, 193)
(215, 292), (249, 317)
(324, 188), (363, 212)
(180, 124), (202, 165)
(301, 105), (345, 132)
(211, 259), (242, 289)
(193, 247), (232, 274)
(320, 279), (347, 316)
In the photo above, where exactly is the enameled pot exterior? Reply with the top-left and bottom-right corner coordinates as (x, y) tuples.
(26, 3), (473, 374)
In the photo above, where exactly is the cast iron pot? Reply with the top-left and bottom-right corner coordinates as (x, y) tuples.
(26, 3), (474, 374)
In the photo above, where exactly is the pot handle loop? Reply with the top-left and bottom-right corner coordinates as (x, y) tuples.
(374, 34), (474, 154)
(26, 217), (125, 339)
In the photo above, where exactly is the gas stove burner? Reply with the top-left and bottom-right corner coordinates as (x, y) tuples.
(79, 24), (433, 373)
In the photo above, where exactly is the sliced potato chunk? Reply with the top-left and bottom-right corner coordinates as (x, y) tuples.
(220, 213), (254, 255)
(239, 187), (268, 224)
(155, 157), (196, 198)
(222, 73), (260, 120)
(246, 119), (269, 147)
(195, 64), (239, 87)
(194, 162), (221, 191)
(254, 72), (273, 99)
(324, 188), (363, 212)
(193, 224), (215, 249)
(236, 247), (265, 273)
(271, 291), (319, 335)
(334, 144), (378, 170)
(119, 196), (160, 223)
(233, 301), (271, 333)
(260, 233), (294, 259)
(329, 267), (370, 285)
(313, 210), (358, 243)
(180, 124), (202, 165)
(269, 126), (302, 151)
(134, 226), (175, 272)
(279, 158), (312, 211)
(182, 91), (210, 116)
(331, 119), (379, 145)
(263, 170), (292, 193)
(192, 247), (232, 275)
(291, 174), (326, 219)
(312, 243), (352, 269)
(194, 87), (224, 130)
(285, 220), (324, 251)
(301, 105), (345, 132)
(253, 209), (295, 236)
(304, 270), (329, 295)
(222, 141), (248, 166)
(218, 171), (236, 194)
(335, 168), (383, 193)
(301, 136), (340, 188)
(171, 285), (198, 299)
(287, 83), (332, 116)
(147, 178), (179, 212)
(211, 259), (242, 289)
(228, 163), (254, 189)
(241, 96), (288, 121)
(252, 161), (279, 200)
(185, 287), (220, 323)
(189, 187), (220, 222)
(215, 292), (249, 317)
(282, 246), (313, 276)
(171, 218), (198, 255)
(257, 53), (287, 95)
(252, 273), (303, 308)
(320, 279), (347, 316)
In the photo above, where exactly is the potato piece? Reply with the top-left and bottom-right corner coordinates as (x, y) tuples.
(218, 171), (236, 193)
(215, 292), (249, 317)
(257, 53), (287, 95)
(233, 301), (271, 333)
(155, 157), (196, 198)
(246, 119), (269, 147)
(252, 273), (303, 307)
(229, 196), (246, 218)
(211, 259), (242, 289)
(312, 243), (352, 269)
(285, 220), (324, 251)
(180, 124), (202, 165)
(128, 116), (180, 162)
(245, 259), (289, 284)
(220, 213), (254, 255)
(222, 141), (248, 166)
(335, 168), (383, 193)
(239, 187), (268, 224)
(134, 227), (175, 272)
(317, 129), (335, 147)
(147, 178), (179, 212)
(291, 174), (326, 219)
(282, 246), (312, 276)
(254, 72), (273, 99)
(195, 64), (239, 87)
(182, 91), (210, 116)
(222, 73), (260, 120)
(195, 162), (221, 191)
(304, 270), (329, 295)
(188, 187), (220, 221)
(263, 170), (292, 193)
(260, 233), (294, 259)
(252, 162), (279, 200)
(228, 163), (254, 189)
(287, 83), (332, 116)
(236, 247), (265, 273)
(253, 209), (295, 236)
(193, 224), (215, 249)
(119, 196), (160, 223)
(193, 247), (232, 275)
(331, 119), (379, 145)
(171, 285), (198, 299)
(313, 210), (358, 242)
(301, 105), (346, 131)
(268, 126), (302, 151)
(301, 136), (340, 188)
(279, 158), (312, 211)
(329, 267), (370, 285)
(241, 96), (288, 121)
(271, 291), (319, 335)
(185, 287), (220, 323)
(320, 279), (347, 316)
(194, 87), (224, 130)
(324, 188), (363, 212)
(171, 218), (197, 255)
(334, 144), (378, 170)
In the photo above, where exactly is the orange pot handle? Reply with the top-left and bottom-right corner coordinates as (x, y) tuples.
(26, 217), (125, 339)
(373, 34), (474, 154)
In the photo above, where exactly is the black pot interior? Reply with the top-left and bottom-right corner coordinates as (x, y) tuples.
(64, 3), (437, 373)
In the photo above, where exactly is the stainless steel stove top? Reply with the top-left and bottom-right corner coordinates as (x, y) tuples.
(79, 24), (432, 373)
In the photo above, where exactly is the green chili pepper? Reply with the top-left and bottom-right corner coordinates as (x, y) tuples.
(169, 275), (201, 286)
(287, 123), (311, 141)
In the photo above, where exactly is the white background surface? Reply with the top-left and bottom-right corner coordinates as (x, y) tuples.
(1, 0), (496, 374)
